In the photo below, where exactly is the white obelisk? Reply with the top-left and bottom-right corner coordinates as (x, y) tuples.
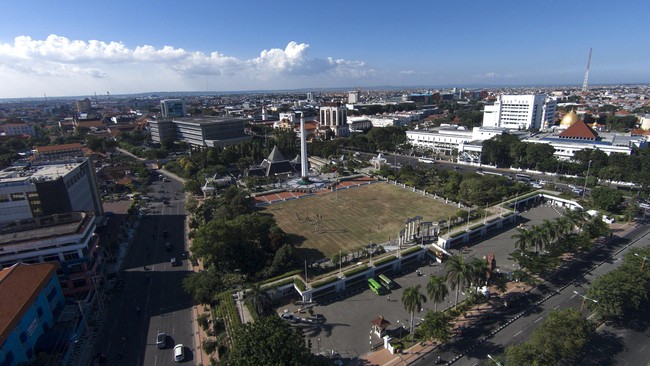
(300, 113), (309, 183)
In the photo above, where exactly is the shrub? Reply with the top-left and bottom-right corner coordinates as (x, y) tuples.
(311, 276), (340, 289)
(401, 246), (423, 256)
(373, 255), (397, 267)
(344, 265), (369, 277)
(294, 278), (306, 291)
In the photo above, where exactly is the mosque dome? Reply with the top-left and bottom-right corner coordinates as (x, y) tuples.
(560, 110), (581, 127)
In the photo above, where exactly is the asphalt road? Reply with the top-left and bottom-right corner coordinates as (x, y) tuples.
(95, 175), (195, 365)
(410, 221), (650, 366)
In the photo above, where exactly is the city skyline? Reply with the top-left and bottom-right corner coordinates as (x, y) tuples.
(1, 0), (649, 99)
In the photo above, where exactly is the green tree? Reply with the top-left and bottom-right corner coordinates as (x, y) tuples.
(511, 227), (533, 253)
(417, 310), (452, 344)
(224, 316), (314, 366)
(401, 285), (427, 340)
(591, 186), (624, 212)
(587, 268), (648, 320)
(444, 254), (469, 307)
(182, 268), (223, 305)
(426, 275), (449, 311)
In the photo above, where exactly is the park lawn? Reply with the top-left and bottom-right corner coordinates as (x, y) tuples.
(263, 182), (458, 260)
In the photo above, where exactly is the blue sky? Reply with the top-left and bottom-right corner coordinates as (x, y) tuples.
(0, 0), (648, 98)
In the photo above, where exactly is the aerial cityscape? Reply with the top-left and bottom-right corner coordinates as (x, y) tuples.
(0, 1), (649, 366)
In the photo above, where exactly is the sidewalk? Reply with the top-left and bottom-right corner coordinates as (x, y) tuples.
(185, 193), (211, 365)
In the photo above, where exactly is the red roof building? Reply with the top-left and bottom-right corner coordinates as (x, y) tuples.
(558, 120), (599, 141)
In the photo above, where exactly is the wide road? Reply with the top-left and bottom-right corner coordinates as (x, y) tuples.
(410, 222), (650, 366)
(95, 175), (195, 365)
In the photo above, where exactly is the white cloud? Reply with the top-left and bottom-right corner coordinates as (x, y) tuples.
(0, 34), (371, 96)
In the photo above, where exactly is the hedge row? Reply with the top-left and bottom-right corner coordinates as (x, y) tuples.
(373, 255), (397, 267)
(343, 265), (369, 278)
(401, 246), (423, 256)
(261, 269), (302, 285)
(294, 278), (306, 291)
(311, 276), (341, 289)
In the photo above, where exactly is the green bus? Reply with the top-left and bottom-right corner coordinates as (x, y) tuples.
(378, 274), (395, 290)
(368, 278), (384, 295)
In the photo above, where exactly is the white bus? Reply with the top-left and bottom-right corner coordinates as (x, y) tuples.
(418, 157), (435, 164)
(515, 173), (531, 182)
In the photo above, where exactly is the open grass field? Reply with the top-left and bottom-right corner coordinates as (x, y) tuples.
(263, 182), (459, 260)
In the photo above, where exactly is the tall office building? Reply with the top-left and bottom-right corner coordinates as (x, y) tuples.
(0, 157), (103, 222)
(319, 102), (348, 137)
(482, 94), (556, 130)
(160, 99), (187, 118)
(348, 90), (360, 104)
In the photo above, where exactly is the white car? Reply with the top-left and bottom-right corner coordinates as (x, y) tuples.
(174, 344), (185, 362)
(602, 215), (615, 224)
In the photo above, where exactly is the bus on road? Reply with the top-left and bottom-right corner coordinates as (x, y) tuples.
(515, 173), (531, 182)
(378, 274), (395, 290)
(418, 157), (435, 164)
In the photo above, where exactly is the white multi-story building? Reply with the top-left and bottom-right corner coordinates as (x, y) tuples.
(0, 158), (103, 222)
(407, 127), (507, 156)
(1, 123), (35, 136)
(482, 94), (556, 130)
(0, 211), (101, 296)
(348, 91), (360, 104)
(319, 102), (348, 136)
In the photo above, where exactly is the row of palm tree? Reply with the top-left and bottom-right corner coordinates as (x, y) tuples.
(400, 255), (488, 340)
(511, 208), (589, 254)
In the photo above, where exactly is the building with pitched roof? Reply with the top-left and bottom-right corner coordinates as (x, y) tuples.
(0, 262), (64, 366)
(247, 146), (299, 177)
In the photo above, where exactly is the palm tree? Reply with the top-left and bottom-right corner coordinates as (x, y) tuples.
(565, 208), (587, 233)
(401, 285), (427, 340)
(467, 258), (487, 289)
(555, 216), (573, 238)
(245, 284), (272, 317)
(541, 219), (560, 247)
(445, 254), (469, 308)
(531, 225), (547, 253)
(511, 227), (533, 253)
(426, 276), (449, 312)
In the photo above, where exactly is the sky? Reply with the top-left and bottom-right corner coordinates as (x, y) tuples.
(0, 0), (649, 98)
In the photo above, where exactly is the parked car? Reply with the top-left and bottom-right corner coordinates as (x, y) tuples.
(602, 215), (615, 224)
(280, 313), (299, 323)
(156, 331), (166, 349)
(174, 344), (185, 362)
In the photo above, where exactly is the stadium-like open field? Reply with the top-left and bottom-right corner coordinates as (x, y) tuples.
(263, 182), (459, 260)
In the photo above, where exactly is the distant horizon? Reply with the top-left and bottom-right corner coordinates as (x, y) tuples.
(1, 1), (649, 99)
(3, 82), (650, 102)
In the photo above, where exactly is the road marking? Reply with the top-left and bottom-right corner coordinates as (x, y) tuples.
(554, 305), (560, 309)
(534, 316), (543, 323)
(514, 330), (523, 337)
(640, 345), (647, 352)
(614, 257), (622, 262)
(570, 292), (578, 299)
(587, 313), (596, 320)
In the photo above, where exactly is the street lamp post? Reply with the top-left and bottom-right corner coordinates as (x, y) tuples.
(574, 290), (598, 312)
(634, 253), (649, 271)
(487, 354), (503, 366)
(582, 160), (592, 199)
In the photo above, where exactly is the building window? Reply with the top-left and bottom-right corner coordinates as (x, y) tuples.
(0, 194), (8, 202)
(37, 307), (43, 317)
(20, 332), (27, 343)
(10, 193), (25, 201)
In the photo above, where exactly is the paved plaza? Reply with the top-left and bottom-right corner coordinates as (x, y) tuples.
(277, 204), (564, 361)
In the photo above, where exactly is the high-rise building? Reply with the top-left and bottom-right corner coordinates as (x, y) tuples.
(348, 91), (360, 104)
(0, 212), (101, 296)
(160, 99), (187, 118)
(76, 98), (92, 113)
(0, 157), (103, 222)
(482, 94), (556, 130)
(319, 102), (348, 137)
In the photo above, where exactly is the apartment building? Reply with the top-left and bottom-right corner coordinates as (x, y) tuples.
(482, 94), (557, 130)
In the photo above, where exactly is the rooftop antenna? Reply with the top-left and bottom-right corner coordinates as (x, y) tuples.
(581, 48), (592, 93)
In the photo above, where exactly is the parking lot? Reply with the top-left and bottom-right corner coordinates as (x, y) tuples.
(277, 204), (563, 360)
